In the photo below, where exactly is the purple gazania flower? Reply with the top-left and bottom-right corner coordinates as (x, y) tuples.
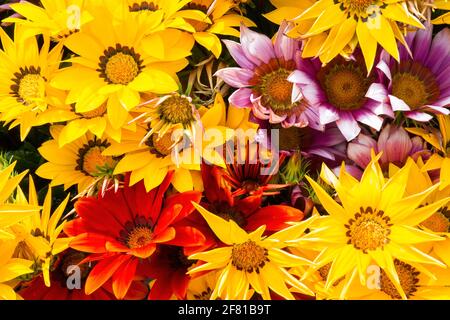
(375, 24), (450, 122)
(347, 124), (429, 177)
(215, 22), (322, 130)
(288, 52), (387, 141)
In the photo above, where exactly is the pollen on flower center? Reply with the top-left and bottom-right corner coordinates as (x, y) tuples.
(10, 66), (46, 106)
(321, 62), (369, 111)
(126, 226), (153, 248)
(380, 260), (420, 299)
(98, 44), (143, 85)
(339, 0), (378, 16)
(147, 132), (178, 157)
(259, 68), (295, 112)
(420, 209), (450, 233)
(158, 95), (196, 125)
(231, 240), (269, 273)
(76, 140), (117, 176)
(345, 207), (392, 253)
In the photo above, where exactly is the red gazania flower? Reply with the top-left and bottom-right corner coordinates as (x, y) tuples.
(184, 162), (305, 243)
(19, 250), (148, 300)
(223, 143), (288, 197)
(64, 171), (204, 299)
(142, 245), (195, 300)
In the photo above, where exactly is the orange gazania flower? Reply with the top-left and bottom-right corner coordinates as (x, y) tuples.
(64, 171), (205, 299)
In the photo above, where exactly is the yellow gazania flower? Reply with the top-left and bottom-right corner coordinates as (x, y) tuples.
(6, 177), (72, 287)
(407, 115), (450, 190)
(50, 5), (181, 132)
(188, 202), (316, 300)
(182, 0), (255, 58)
(276, 0), (423, 72)
(121, 0), (208, 33)
(293, 155), (448, 300)
(337, 261), (450, 300)
(0, 25), (65, 140)
(104, 93), (251, 192)
(0, 240), (33, 300)
(3, 0), (93, 42)
(36, 125), (118, 194)
(0, 163), (40, 240)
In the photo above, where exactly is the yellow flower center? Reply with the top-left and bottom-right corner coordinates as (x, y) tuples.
(321, 61), (370, 111)
(149, 132), (176, 157)
(127, 226), (153, 248)
(392, 62), (440, 110)
(99, 44), (143, 85)
(380, 260), (420, 299)
(105, 53), (139, 85)
(420, 209), (450, 233)
(337, 0), (381, 17)
(158, 95), (196, 125)
(18, 74), (46, 104)
(345, 207), (392, 253)
(231, 240), (269, 273)
(76, 140), (117, 177)
(259, 68), (296, 112)
(129, 1), (159, 12)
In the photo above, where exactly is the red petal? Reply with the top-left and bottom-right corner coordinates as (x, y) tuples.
(246, 205), (304, 231)
(130, 243), (156, 258)
(149, 170), (174, 222)
(153, 205), (182, 234)
(112, 257), (139, 299)
(85, 254), (131, 295)
(164, 191), (202, 223)
(235, 193), (262, 216)
(69, 233), (114, 253)
(165, 225), (206, 247)
(152, 227), (176, 243)
(171, 271), (190, 300)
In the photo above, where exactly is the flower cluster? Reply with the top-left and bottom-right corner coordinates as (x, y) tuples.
(0, 0), (449, 300)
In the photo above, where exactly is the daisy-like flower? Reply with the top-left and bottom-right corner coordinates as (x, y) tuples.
(181, 0), (255, 58)
(407, 115), (450, 190)
(0, 25), (65, 140)
(6, 176), (71, 287)
(3, 0), (93, 41)
(188, 202), (316, 300)
(294, 155), (448, 299)
(222, 143), (288, 197)
(289, 53), (386, 141)
(216, 22), (321, 129)
(50, 6), (180, 132)
(375, 24), (450, 122)
(106, 93), (246, 192)
(64, 172), (205, 299)
(36, 126), (119, 194)
(283, 0), (424, 72)
(19, 249), (149, 300)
